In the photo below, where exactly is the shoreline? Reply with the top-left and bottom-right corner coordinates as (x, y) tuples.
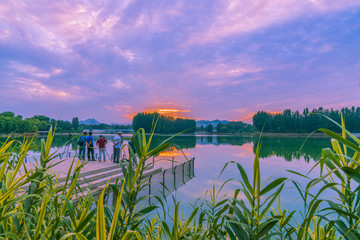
(256, 132), (329, 137)
(152, 132), (331, 138)
(0, 131), (342, 138)
(0, 132), (82, 138)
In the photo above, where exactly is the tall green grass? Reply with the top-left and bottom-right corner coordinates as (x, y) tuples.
(0, 117), (359, 239)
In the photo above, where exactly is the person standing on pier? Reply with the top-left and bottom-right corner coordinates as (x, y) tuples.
(96, 135), (108, 162)
(113, 131), (123, 163)
(78, 132), (87, 160)
(86, 132), (95, 161)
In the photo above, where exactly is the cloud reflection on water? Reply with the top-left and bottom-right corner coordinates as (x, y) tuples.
(157, 134), (332, 214)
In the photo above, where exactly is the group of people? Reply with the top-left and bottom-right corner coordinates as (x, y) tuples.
(78, 131), (124, 163)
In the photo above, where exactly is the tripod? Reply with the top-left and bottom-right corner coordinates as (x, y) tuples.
(105, 148), (111, 161)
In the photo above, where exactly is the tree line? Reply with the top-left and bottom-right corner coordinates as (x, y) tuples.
(0, 111), (131, 134)
(217, 121), (257, 133)
(252, 107), (360, 133)
(132, 112), (196, 133)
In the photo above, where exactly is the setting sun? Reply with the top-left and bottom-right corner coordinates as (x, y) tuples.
(129, 108), (191, 119)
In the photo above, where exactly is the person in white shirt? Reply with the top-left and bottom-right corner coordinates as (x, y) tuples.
(113, 131), (123, 163)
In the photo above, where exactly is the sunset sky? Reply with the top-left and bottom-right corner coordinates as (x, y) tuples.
(0, 0), (360, 123)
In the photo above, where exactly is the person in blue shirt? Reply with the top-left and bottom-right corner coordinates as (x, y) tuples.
(78, 132), (87, 160)
(86, 132), (95, 161)
(113, 132), (123, 163)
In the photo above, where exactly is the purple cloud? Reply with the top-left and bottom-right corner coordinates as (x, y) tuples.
(0, 0), (359, 123)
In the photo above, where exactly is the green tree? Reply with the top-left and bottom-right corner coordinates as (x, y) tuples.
(216, 123), (223, 132)
(132, 112), (195, 133)
(252, 107), (360, 133)
(72, 117), (79, 132)
(33, 115), (50, 123)
(216, 121), (256, 133)
(0, 111), (15, 118)
(206, 124), (213, 132)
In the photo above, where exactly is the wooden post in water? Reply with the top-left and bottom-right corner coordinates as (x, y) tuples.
(188, 160), (191, 178)
(174, 166), (177, 190)
(172, 157), (174, 173)
(162, 169), (166, 196)
(148, 175), (152, 205)
(182, 163), (185, 184)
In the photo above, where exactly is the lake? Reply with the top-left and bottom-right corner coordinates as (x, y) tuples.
(150, 134), (333, 216)
(1, 133), (334, 217)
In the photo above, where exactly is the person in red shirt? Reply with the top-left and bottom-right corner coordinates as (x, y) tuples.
(96, 135), (108, 162)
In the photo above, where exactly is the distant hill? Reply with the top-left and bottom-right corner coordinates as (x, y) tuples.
(196, 120), (229, 127)
(80, 118), (101, 125)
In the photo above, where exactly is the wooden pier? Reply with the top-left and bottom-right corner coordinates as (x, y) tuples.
(20, 157), (162, 198)
(20, 154), (195, 202)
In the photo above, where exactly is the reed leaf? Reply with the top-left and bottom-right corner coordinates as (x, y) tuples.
(96, 179), (112, 240)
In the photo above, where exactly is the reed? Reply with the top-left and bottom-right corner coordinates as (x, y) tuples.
(0, 116), (358, 239)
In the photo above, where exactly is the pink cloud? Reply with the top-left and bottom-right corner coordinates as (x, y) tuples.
(6, 77), (90, 101)
(132, 1), (184, 32)
(105, 105), (133, 118)
(187, 56), (264, 86)
(113, 47), (136, 62)
(319, 44), (333, 53)
(185, 0), (360, 45)
(0, 1), (137, 53)
(8, 61), (63, 78)
(111, 79), (131, 89)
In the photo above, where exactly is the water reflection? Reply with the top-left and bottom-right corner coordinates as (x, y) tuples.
(0, 134), (79, 153)
(150, 135), (196, 149)
(158, 147), (190, 157)
(137, 158), (195, 207)
(253, 137), (332, 162)
(0, 134), (332, 163)
(196, 135), (255, 146)
(195, 135), (331, 162)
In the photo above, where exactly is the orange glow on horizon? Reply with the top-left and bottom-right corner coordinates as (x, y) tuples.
(237, 112), (255, 122)
(126, 108), (283, 121)
(233, 112), (255, 123)
(270, 111), (282, 115)
(158, 152), (190, 157)
(158, 109), (190, 113)
(242, 143), (254, 154)
(127, 108), (192, 119)
(124, 113), (137, 119)
(158, 147), (190, 157)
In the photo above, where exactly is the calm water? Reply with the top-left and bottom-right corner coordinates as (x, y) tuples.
(151, 134), (333, 216)
(1, 133), (334, 215)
